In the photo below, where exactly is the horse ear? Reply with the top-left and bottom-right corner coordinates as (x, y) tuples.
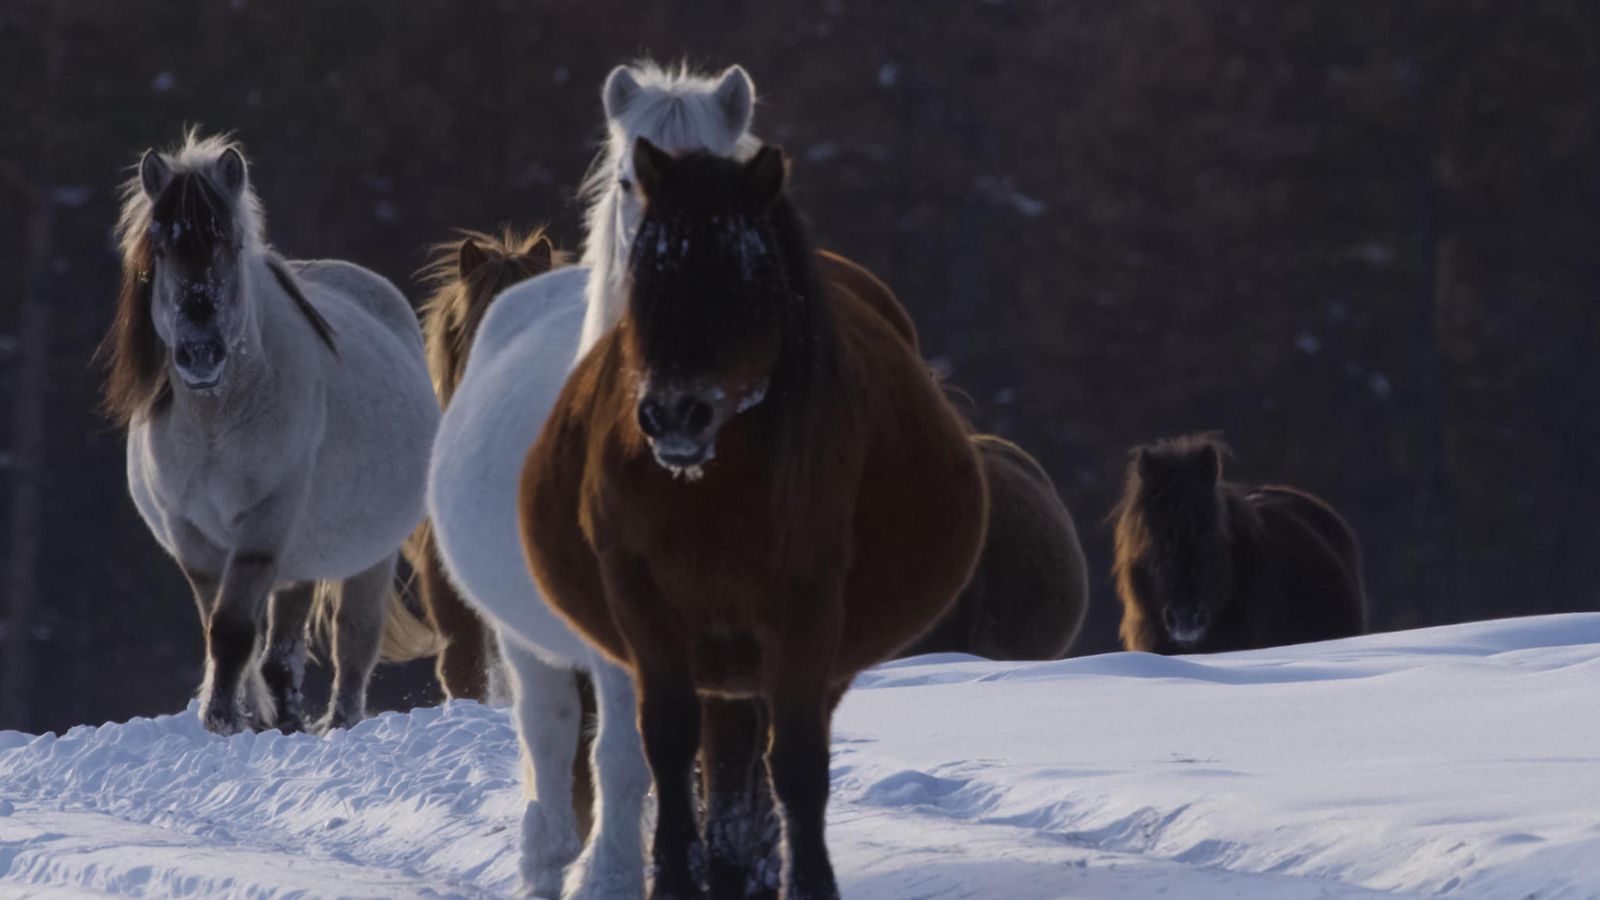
(215, 147), (247, 196)
(712, 65), (755, 135)
(603, 65), (642, 120)
(632, 137), (673, 200)
(522, 236), (553, 272)
(744, 146), (787, 207)
(1135, 446), (1154, 478)
(139, 150), (171, 199)
(1199, 443), (1222, 479)
(457, 237), (490, 277)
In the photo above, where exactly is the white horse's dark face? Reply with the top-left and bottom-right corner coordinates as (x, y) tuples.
(141, 151), (249, 392)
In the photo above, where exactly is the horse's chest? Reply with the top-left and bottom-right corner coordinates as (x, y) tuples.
(610, 464), (780, 616)
(140, 424), (282, 545)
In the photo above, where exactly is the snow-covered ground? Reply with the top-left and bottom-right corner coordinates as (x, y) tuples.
(3, 614), (1599, 899)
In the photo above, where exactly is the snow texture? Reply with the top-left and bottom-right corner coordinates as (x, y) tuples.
(4, 614), (1600, 898)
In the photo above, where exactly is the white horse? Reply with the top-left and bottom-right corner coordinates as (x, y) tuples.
(427, 63), (759, 898)
(105, 132), (440, 736)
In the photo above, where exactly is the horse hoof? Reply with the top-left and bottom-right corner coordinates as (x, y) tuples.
(563, 843), (647, 900)
(276, 715), (307, 735)
(518, 800), (581, 898)
(200, 704), (249, 736)
(312, 712), (360, 735)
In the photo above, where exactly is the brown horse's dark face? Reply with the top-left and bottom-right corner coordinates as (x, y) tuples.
(622, 138), (791, 477)
(1134, 442), (1235, 647)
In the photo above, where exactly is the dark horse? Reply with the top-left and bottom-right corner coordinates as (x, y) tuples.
(828, 262), (1087, 662)
(903, 433), (1087, 660)
(520, 142), (987, 899)
(1112, 433), (1366, 654)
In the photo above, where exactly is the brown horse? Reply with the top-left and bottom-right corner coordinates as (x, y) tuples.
(1112, 433), (1366, 654)
(520, 142), (987, 899)
(407, 227), (558, 700)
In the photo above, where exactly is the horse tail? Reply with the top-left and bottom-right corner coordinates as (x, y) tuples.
(307, 571), (445, 664)
(377, 588), (447, 662)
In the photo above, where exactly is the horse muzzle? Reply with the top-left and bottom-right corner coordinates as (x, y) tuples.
(637, 389), (720, 475)
(1162, 604), (1211, 647)
(173, 338), (227, 391)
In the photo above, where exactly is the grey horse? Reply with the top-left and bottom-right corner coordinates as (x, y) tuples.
(102, 131), (440, 734)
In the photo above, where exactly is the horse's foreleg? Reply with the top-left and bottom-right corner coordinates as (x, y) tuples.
(316, 553), (393, 732)
(564, 658), (649, 900)
(764, 592), (844, 900)
(263, 581), (314, 733)
(701, 696), (778, 900)
(201, 550), (278, 735)
(499, 636), (583, 898)
(637, 663), (703, 900)
(600, 551), (703, 900)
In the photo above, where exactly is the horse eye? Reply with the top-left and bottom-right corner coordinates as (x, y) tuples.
(618, 176), (634, 193)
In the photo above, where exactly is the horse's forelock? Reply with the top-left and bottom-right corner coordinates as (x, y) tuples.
(622, 154), (838, 561)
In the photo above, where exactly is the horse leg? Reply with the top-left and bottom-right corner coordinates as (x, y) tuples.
(564, 658), (650, 900)
(572, 670), (597, 841)
(764, 604), (844, 900)
(418, 535), (489, 701)
(316, 553), (393, 733)
(599, 552), (703, 899)
(499, 636), (583, 898)
(701, 696), (778, 900)
(636, 662), (703, 900)
(262, 581), (314, 733)
(200, 549), (278, 735)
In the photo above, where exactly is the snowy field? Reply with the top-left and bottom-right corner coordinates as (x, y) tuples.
(3, 613), (1599, 899)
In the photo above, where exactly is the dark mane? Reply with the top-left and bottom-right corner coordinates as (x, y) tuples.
(621, 151), (840, 536)
(265, 256), (338, 355)
(417, 226), (561, 405)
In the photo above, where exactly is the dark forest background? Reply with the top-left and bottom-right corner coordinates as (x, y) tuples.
(2, 0), (1598, 734)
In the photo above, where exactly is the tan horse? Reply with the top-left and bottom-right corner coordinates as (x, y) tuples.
(520, 143), (987, 899)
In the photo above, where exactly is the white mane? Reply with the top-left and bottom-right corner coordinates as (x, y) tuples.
(115, 128), (266, 265)
(577, 61), (762, 351)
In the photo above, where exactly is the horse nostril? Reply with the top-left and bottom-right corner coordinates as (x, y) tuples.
(679, 397), (714, 436)
(176, 339), (225, 373)
(637, 397), (668, 439)
(1162, 604), (1180, 635)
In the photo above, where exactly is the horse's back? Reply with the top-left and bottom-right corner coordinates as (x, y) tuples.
(1247, 485), (1366, 636)
(904, 434), (1088, 660)
(275, 258), (437, 578)
(467, 266), (590, 369)
(815, 250), (918, 351)
(289, 258), (424, 354)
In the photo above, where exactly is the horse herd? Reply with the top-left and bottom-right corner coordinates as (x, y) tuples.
(100, 62), (1367, 900)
